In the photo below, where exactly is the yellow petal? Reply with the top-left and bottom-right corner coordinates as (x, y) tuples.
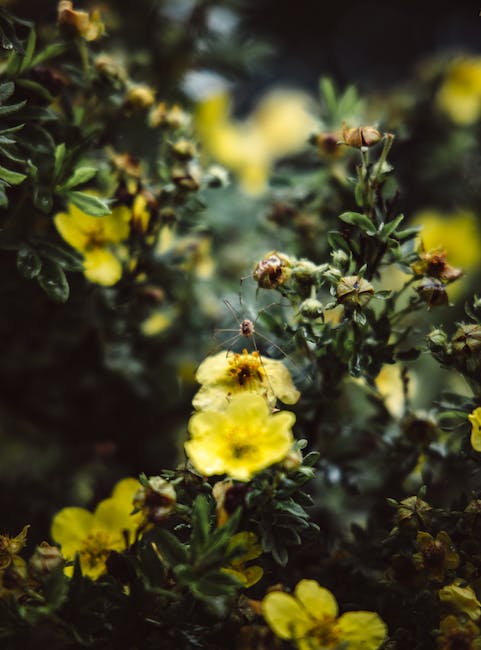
(102, 206), (131, 243)
(439, 583), (481, 621)
(192, 385), (232, 411)
(111, 477), (141, 503)
(51, 507), (93, 557)
(262, 591), (312, 640)
(184, 437), (227, 476)
(93, 497), (140, 543)
(188, 410), (229, 440)
(195, 352), (231, 385)
(295, 579), (338, 620)
(469, 408), (481, 452)
(336, 611), (387, 650)
(83, 249), (123, 286)
(226, 392), (270, 424)
(54, 211), (90, 251)
(264, 359), (300, 405)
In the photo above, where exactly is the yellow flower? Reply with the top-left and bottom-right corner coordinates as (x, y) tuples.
(469, 407), (481, 452)
(185, 393), (295, 481)
(262, 579), (387, 650)
(192, 349), (300, 411)
(196, 89), (315, 195)
(51, 478), (142, 580)
(222, 531), (263, 588)
(439, 582), (481, 621)
(374, 364), (417, 419)
(57, 1), (105, 41)
(437, 57), (481, 125)
(54, 202), (131, 286)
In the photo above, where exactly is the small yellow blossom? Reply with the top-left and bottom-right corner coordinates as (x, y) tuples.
(192, 349), (300, 411)
(437, 57), (481, 125)
(54, 202), (131, 286)
(469, 407), (481, 452)
(51, 478), (142, 580)
(439, 582), (481, 621)
(262, 579), (387, 650)
(222, 531), (263, 588)
(196, 89), (315, 195)
(185, 393), (295, 481)
(57, 1), (105, 41)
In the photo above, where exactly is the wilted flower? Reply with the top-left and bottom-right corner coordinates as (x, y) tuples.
(192, 349), (300, 411)
(413, 531), (459, 582)
(54, 202), (131, 286)
(411, 247), (463, 284)
(253, 251), (292, 290)
(185, 393), (295, 481)
(57, 1), (105, 41)
(452, 325), (481, 356)
(212, 479), (249, 526)
(51, 478), (142, 580)
(340, 124), (382, 148)
(124, 85), (156, 111)
(133, 476), (176, 524)
(416, 278), (449, 308)
(0, 526), (29, 571)
(262, 579), (387, 650)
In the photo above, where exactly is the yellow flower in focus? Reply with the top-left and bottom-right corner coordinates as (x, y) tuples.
(51, 478), (142, 580)
(54, 202), (131, 286)
(437, 57), (481, 125)
(185, 393), (295, 481)
(262, 579), (387, 650)
(192, 349), (300, 411)
(439, 582), (481, 621)
(222, 531), (263, 588)
(469, 407), (481, 452)
(196, 89), (316, 195)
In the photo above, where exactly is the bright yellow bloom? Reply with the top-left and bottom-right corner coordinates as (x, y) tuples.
(262, 579), (387, 650)
(192, 349), (300, 412)
(54, 202), (131, 286)
(222, 531), (263, 588)
(437, 57), (481, 125)
(185, 393), (295, 481)
(469, 407), (481, 452)
(51, 478), (142, 580)
(196, 89), (315, 195)
(439, 582), (481, 621)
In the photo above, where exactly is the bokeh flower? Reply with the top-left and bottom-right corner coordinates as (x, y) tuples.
(51, 478), (142, 580)
(437, 57), (481, 125)
(54, 202), (131, 286)
(469, 407), (481, 452)
(262, 578), (387, 650)
(192, 349), (300, 411)
(185, 393), (295, 481)
(195, 88), (316, 195)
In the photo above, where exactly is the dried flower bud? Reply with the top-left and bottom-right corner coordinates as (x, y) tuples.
(396, 496), (432, 527)
(133, 476), (176, 524)
(416, 278), (448, 308)
(336, 275), (374, 309)
(28, 542), (64, 577)
(149, 103), (190, 129)
(95, 55), (127, 81)
(253, 251), (292, 289)
(0, 526), (29, 570)
(299, 298), (323, 319)
(171, 139), (197, 160)
(124, 85), (156, 111)
(452, 324), (481, 355)
(411, 248), (463, 284)
(57, 1), (105, 41)
(171, 163), (201, 191)
(340, 124), (382, 148)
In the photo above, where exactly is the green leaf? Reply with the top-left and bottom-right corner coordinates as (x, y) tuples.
(190, 495), (212, 557)
(34, 241), (83, 271)
(0, 164), (26, 185)
(58, 167), (97, 192)
(381, 213), (404, 239)
(0, 99), (26, 117)
(19, 28), (36, 73)
(339, 211), (377, 235)
(31, 42), (66, 68)
(192, 570), (242, 599)
(54, 142), (66, 181)
(17, 246), (42, 279)
(66, 191), (111, 216)
(0, 81), (14, 103)
(327, 230), (351, 254)
(37, 260), (70, 303)
(319, 77), (337, 118)
(153, 529), (189, 567)
(16, 79), (53, 102)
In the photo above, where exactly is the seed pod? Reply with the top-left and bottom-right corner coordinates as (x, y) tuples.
(341, 124), (382, 148)
(452, 324), (481, 355)
(336, 275), (374, 309)
(416, 278), (448, 308)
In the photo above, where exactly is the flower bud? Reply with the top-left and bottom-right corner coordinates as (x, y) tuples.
(171, 139), (197, 160)
(133, 476), (176, 524)
(124, 85), (156, 111)
(336, 275), (374, 309)
(331, 249), (349, 268)
(171, 163), (201, 191)
(340, 124), (382, 148)
(416, 278), (448, 308)
(28, 542), (65, 577)
(291, 260), (320, 284)
(426, 328), (449, 352)
(452, 324), (481, 355)
(299, 298), (323, 319)
(282, 447), (303, 470)
(253, 252), (292, 290)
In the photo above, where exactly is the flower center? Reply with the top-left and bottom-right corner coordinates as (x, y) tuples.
(79, 530), (115, 571)
(228, 349), (265, 388)
(81, 224), (108, 249)
(227, 426), (256, 460)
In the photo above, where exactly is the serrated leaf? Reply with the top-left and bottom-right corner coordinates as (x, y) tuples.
(37, 260), (69, 303)
(0, 164), (26, 185)
(339, 211), (377, 235)
(66, 191), (111, 216)
(17, 246), (42, 279)
(58, 167), (97, 192)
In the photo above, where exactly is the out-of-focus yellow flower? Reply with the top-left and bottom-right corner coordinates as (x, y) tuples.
(54, 202), (131, 286)
(185, 393), (295, 481)
(262, 579), (387, 650)
(124, 85), (156, 111)
(196, 89), (316, 194)
(469, 407), (481, 452)
(439, 582), (481, 621)
(140, 308), (175, 336)
(437, 57), (481, 125)
(57, 1), (105, 41)
(375, 364), (417, 418)
(51, 478), (142, 580)
(222, 531), (263, 588)
(192, 349), (300, 411)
